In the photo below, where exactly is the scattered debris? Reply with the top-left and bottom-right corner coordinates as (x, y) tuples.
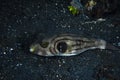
(81, 18), (106, 24)
(85, 0), (97, 11)
(68, 0), (84, 15)
(68, 0), (118, 18)
(68, 6), (79, 15)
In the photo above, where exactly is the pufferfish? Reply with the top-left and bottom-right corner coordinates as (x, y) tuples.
(29, 34), (119, 56)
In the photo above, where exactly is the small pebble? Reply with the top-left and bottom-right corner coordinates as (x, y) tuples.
(118, 42), (120, 46)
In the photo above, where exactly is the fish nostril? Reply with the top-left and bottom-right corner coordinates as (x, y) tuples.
(40, 42), (49, 48)
(57, 42), (67, 53)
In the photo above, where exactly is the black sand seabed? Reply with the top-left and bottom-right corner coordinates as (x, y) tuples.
(0, 0), (120, 80)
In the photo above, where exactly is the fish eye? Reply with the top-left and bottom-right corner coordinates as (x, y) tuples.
(40, 42), (49, 48)
(57, 42), (67, 53)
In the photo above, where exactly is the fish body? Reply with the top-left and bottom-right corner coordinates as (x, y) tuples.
(30, 34), (106, 56)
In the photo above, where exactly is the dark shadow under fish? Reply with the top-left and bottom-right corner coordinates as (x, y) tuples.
(29, 34), (120, 56)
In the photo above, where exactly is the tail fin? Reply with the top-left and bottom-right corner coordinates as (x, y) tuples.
(105, 43), (120, 51)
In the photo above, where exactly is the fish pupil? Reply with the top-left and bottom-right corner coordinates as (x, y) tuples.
(57, 42), (67, 53)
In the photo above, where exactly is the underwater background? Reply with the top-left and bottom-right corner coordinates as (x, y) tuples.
(0, 0), (120, 80)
